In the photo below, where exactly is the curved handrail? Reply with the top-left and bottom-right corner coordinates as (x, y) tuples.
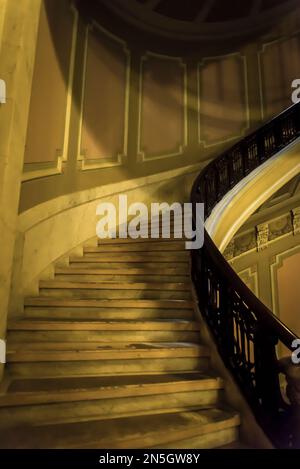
(191, 101), (300, 448)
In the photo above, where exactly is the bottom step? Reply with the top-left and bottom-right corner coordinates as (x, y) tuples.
(0, 408), (240, 449)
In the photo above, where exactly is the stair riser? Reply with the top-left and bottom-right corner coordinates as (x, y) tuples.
(24, 299), (193, 309)
(24, 307), (194, 320)
(68, 262), (190, 272)
(55, 274), (190, 282)
(83, 253), (189, 261)
(0, 390), (220, 429)
(86, 243), (186, 253)
(40, 282), (191, 291)
(97, 236), (186, 245)
(153, 427), (239, 450)
(8, 357), (209, 378)
(38, 289), (191, 300)
(8, 330), (200, 344)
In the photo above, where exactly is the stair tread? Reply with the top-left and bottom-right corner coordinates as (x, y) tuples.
(85, 245), (187, 252)
(55, 267), (189, 275)
(9, 319), (199, 331)
(24, 298), (194, 309)
(97, 237), (187, 245)
(0, 372), (223, 406)
(8, 340), (204, 350)
(7, 342), (209, 362)
(0, 231), (241, 449)
(0, 408), (240, 448)
(70, 256), (189, 263)
(39, 281), (191, 291)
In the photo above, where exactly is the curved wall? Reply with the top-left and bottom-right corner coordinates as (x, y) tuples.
(19, 0), (300, 212)
(7, 0), (300, 318)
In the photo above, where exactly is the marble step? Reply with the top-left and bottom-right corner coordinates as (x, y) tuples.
(38, 280), (191, 301)
(7, 343), (210, 378)
(23, 306), (195, 320)
(0, 373), (223, 428)
(40, 281), (191, 291)
(68, 260), (190, 271)
(85, 242), (187, 252)
(54, 270), (190, 283)
(98, 236), (187, 245)
(0, 408), (240, 449)
(24, 297), (194, 310)
(7, 342), (208, 362)
(8, 331), (199, 343)
(38, 287), (191, 300)
(8, 319), (200, 343)
(82, 252), (189, 261)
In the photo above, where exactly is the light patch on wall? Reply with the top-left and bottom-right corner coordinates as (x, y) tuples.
(0, 79), (6, 104)
(259, 34), (300, 119)
(138, 52), (187, 161)
(0, 340), (5, 364)
(198, 53), (249, 147)
(78, 22), (130, 170)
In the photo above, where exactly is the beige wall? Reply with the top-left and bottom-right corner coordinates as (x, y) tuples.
(259, 34), (300, 119)
(24, 0), (74, 164)
(0, 0), (42, 378)
(199, 54), (248, 146)
(19, 1), (300, 212)
(227, 209), (300, 354)
(139, 53), (186, 160)
(277, 251), (300, 337)
(80, 26), (128, 164)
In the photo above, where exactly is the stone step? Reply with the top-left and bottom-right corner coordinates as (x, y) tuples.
(83, 252), (189, 261)
(0, 408), (240, 448)
(8, 319), (200, 343)
(98, 236), (187, 245)
(7, 339), (209, 378)
(40, 281), (191, 291)
(54, 272), (190, 283)
(0, 373), (223, 428)
(71, 255), (189, 263)
(8, 339), (203, 350)
(68, 260), (190, 271)
(8, 319), (200, 331)
(8, 331), (199, 344)
(38, 287), (191, 300)
(56, 266), (190, 275)
(7, 343), (207, 362)
(24, 306), (194, 320)
(8, 356), (208, 378)
(85, 242), (187, 253)
(24, 298), (194, 310)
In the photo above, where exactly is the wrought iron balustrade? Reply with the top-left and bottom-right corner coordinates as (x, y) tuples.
(191, 102), (300, 448)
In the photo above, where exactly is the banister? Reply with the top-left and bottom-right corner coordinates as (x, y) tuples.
(191, 101), (300, 448)
(204, 230), (298, 348)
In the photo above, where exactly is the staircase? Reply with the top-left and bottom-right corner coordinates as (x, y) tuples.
(0, 230), (240, 448)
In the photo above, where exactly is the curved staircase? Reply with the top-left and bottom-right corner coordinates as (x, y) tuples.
(0, 234), (240, 448)
(2, 102), (300, 449)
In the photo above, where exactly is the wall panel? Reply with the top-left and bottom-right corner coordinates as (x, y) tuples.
(78, 24), (130, 170)
(198, 53), (249, 147)
(259, 34), (300, 119)
(138, 53), (187, 161)
(23, 0), (76, 179)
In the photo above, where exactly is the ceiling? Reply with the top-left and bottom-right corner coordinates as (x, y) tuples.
(136, 0), (288, 23)
(98, 0), (299, 41)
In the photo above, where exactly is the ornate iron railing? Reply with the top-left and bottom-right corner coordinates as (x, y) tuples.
(191, 102), (300, 448)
